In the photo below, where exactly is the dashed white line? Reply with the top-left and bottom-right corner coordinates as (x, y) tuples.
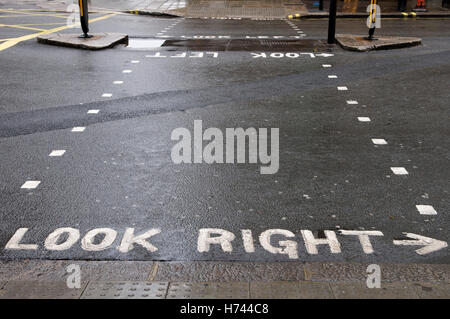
(322, 64), (332, 68)
(71, 127), (86, 132)
(416, 205), (438, 215)
(87, 109), (100, 114)
(346, 100), (358, 105)
(131, 60), (140, 64)
(122, 70), (132, 73)
(391, 167), (409, 175)
(372, 138), (388, 145)
(337, 86), (348, 91)
(49, 150), (66, 157)
(113, 81), (123, 85)
(102, 93), (112, 98)
(328, 75), (338, 78)
(21, 181), (40, 189)
(358, 117), (371, 122)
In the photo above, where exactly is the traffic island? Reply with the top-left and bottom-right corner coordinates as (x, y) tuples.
(336, 34), (422, 52)
(37, 33), (129, 50)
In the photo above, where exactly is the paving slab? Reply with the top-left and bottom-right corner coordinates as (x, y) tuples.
(250, 281), (334, 298)
(37, 33), (128, 50)
(0, 281), (86, 299)
(330, 282), (420, 299)
(336, 34), (421, 51)
(412, 283), (450, 299)
(166, 282), (250, 299)
(81, 281), (168, 299)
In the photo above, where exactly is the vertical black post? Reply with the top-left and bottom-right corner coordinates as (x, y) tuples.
(319, 0), (324, 11)
(327, 0), (337, 44)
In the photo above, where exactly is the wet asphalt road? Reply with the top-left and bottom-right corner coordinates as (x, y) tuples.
(0, 9), (449, 263)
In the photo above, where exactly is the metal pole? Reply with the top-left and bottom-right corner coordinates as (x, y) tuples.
(327, 0), (337, 44)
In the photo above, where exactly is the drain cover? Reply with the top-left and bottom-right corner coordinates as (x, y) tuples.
(81, 281), (168, 299)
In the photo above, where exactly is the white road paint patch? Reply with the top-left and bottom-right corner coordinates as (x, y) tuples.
(393, 233), (447, 255)
(372, 138), (388, 145)
(87, 109), (100, 114)
(122, 70), (132, 73)
(391, 167), (409, 175)
(49, 150), (66, 157)
(322, 64), (332, 68)
(21, 181), (40, 189)
(416, 205), (438, 215)
(346, 100), (358, 104)
(71, 127), (86, 132)
(337, 86), (348, 91)
(328, 75), (338, 78)
(339, 230), (383, 254)
(131, 60), (140, 64)
(113, 81), (123, 85)
(102, 93), (112, 98)
(358, 117), (371, 122)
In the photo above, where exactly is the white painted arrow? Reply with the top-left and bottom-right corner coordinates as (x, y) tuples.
(393, 233), (448, 255)
(316, 53), (334, 57)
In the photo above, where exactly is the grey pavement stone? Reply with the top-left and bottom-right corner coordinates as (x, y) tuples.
(305, 262), (450, 283)
(250, 281), (334, 299)
(37, 33), (128, 50)
(0, 260), (154, 282)
(166, 282), (249, 299)
(331, 282), (420, 299)
(336, 34), (421, 51)
(0, 281), (87, 299)
(153, 261), (306, 282)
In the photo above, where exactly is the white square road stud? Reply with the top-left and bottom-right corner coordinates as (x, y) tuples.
(372, 138), (388, 145)
(21, 181), (41, 189)
(416, 205), (438, 215)
(49, 150), (66, 157)
(391, 167), (409, 175)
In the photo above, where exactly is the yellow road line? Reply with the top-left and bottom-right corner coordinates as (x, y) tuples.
(11, 23), (67, 26)
(0, 10), (69, 19)
(0, 13), (116, 52)
(0, 24), (46, 31)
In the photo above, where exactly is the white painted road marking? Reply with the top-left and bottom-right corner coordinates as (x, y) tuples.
(416, 205), (438, 215)
(113, 81), (123, 84)
(391, 167), (409, 175)
(328, 75), (338, 78)
(49, 150), (66, 157)
(393, 233), (448, 255)
(102, 93), (112, 98)
(322, 64), (332, 68)
(337, 86), (348, 91)
(71, 127), (86, 132)
(346, 100), (358, 105)
(21, 181), (40, 189)
(358, 117), (371, 122)
(87, 109), (100, 114)
(372, 138), (388, 145)
(122, 70), (132, 73)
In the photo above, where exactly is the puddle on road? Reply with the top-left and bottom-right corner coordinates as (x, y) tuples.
(127, 39), (166, 49)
